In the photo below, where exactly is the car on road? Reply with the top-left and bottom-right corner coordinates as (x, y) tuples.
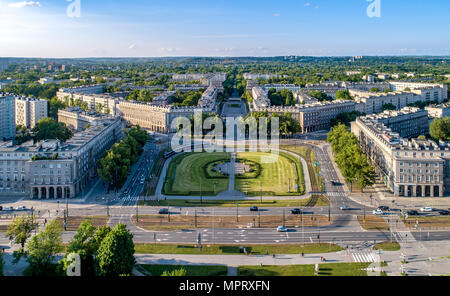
(16, 206), (26, 211)
(340, 205), (350, 211)
(4, 206), (13, 211)
(249, 206), (259, 212)
(291, 208), (301, 215)
(439, 210), (450, 216)
(373, 209), (384, 215)
(407, 210), (419, 216)
(277, 226), (288, 232)
(158, 208), (169, 215)
(420, 207), (433, 212)
(0, 206), (2, 211)
(378, 206), (390, 211)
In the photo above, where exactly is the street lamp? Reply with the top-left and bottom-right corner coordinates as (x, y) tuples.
(236, 203), (239, 223)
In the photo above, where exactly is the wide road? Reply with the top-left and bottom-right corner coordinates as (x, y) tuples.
(57, 228), (450, 245)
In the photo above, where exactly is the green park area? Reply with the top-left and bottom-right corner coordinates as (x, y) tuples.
(139, 264), (227, 276)
(235, 152), (305, 196)
(163, 152), (230, 196)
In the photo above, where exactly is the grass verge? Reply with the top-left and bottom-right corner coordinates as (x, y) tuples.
(373, 241), (401, 251)
(139, 264), (227, 276)
(134, 243), (343, 255)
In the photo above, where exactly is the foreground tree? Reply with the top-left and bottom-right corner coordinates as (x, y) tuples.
(7, 216), (38, 249)
(24, 220), (64, 276)
(97, 223), (135, 276)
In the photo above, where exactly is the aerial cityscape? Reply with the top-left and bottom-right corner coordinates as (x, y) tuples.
(1, 0), (450, 288)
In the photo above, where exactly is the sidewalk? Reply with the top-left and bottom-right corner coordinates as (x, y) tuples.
(135, 251), (355, 267)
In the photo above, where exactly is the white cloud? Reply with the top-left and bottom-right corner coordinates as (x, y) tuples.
(8, 1), (41, 8)
(273, 13), (280, 17)
(305, 2), (311, 7)
(315, 5), (319, 9)
(128, 43), (136, 50)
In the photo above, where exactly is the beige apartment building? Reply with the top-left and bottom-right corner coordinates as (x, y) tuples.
(0, 117), (124, 199)
(15, 97), (48, 129)
(351, 108), (449, 197)
(58, 107), (113, 132)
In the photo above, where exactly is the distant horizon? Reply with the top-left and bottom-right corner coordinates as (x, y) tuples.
(1, 55), (450, 60)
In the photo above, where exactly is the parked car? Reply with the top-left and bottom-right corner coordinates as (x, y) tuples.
(277, 226), (288, 232)
(158, 208), (169, 215)
(407, 210), (419, 216)
(378, 206), (390, 211)
(420, 207), (434, 212)
(250, 206), (259, 212)
(439, 210), (450, 216)
(340, 205), (350, 211)
(4, 206), (13, 211)
(16, 206), (26, 211)
(291, 208), (301, 215)
(373, 209), (384, 215)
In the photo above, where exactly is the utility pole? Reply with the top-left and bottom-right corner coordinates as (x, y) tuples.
(283, 209), (285, 227)
(195, 209), (197, 228)
(260, 181), (262, 204)
(136, 197), (139, 223)
(200, 178), (203, 204)
(236, 203), (239, 223)
(258, 210), (261, 228)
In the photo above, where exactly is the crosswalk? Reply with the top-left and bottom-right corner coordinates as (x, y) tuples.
(349, 251), (377, 263)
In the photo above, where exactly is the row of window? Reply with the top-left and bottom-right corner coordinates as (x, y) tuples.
(399, 161), (440, 167)
(399, 175), (440, 182)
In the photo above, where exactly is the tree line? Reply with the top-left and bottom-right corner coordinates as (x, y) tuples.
(327, 124), (376, 192)
(98, 126), (149, 192)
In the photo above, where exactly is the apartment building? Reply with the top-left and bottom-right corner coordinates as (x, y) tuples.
(0, 117), (124, 199)
(58, 107), (113, 132)
(0, 94), (15, 140)
(351, 108), (449, 197)
(15, 97), (48, 129)
(425, 103), (450, 118)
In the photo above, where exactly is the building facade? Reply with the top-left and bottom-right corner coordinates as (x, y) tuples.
(0, 117), (124, 199)
(0, 94), (15, 140)
(15, 97), (48, 129)
(351, 108), (449, 197)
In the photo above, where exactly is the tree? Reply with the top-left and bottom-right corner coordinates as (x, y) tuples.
(97, 223), (135, 276)
(161, 268), (187, 276)
(335, 90), (353, 100)
(62, 220), (97, 276)
(7, 216), (38, 249)
(430, 117), (450, 141)
(33, 118), (73, 142)
(381, 103), (396, 111)
(23, 220), (64, 276)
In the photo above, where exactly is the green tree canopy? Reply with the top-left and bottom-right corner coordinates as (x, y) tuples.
(7, 215), (38, 249)
(430, 117), (450, 141)
(32, 118), (73, 142)
(97, 223), (135, 276)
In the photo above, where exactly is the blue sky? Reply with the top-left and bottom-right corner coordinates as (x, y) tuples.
(0, 0), (449, 57)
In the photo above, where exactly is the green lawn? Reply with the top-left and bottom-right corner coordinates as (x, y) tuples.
(134, 243), (343, 255)
(373, 241), (401, 251)
(280, 145), (325, 192)
(140, 264), (227, 276)
(152, 198), (323, 208)
(164, 152), (230, 196)
(235, 152), (305, 196)
(239, 262), (384, 276)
